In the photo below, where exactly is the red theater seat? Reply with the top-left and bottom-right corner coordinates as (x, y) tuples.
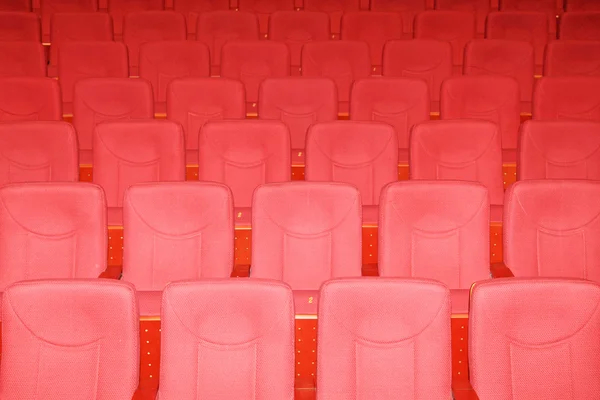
(0, 121), (77, 185)
(518, 120), (600, 180)
(436, 0), (490, 35)
(544, 41), (600, 77)
(108, 0), (164, 39)
(469, 279), (600, 399)
(499, 0), (561, 33)
(504, 180), (600, 280)
(566, 0), (600, 11)
(0, 77), (61, 121)
(0, 0), (31, 11)
(73, 77), (154, 165)
(166, 78), (246, 165)
(382, 39), (453, 113)
(40, 0), (97, 42)
(139, 41), (210, 113)
(258, 77), (338, 165)
(560, 12), (600, 41)
(250, 182), (362, 313)
(317, 278), (452, 398)
(370, 0), (429, 37)
(303, 0), (360, 36)
(158, 280), (295, 399)
(378, 181), (490, 313)
(0, 11), (40, 41)
(0, 42), (45, 78)
(237, 0), (295, 37)
(533, 77), (600, 122)
(173, 0), (229, 39)
(0, 280), (139, 399)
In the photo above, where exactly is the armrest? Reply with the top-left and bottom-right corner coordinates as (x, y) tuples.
(452, 380), (479, 400)
(231, 264), (250, 278)
(132, 387), (157, 400)
(294, 388), (316, 400)
(490, 262), (514, 278)
(362, 263), (379, 276)
(98, 265), (122, 279)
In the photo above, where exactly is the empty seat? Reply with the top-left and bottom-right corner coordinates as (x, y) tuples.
(166, 78), (246, 164)
(198, 120), (290, 225)
(258, 77), (338, 165)
(108, 0), (164, 39)
(139, 41), (210, 113)
(0, 280), (139, 399)
(414, 10), (477, 71)
(238, 0), (295, 37)
(301, 40), (371, 113)
(0, 121), (77, 185)
(441, 75), (521, 162)
(40, 0), (97, 42)
(341, 12), (404, 74)
(0, 42), (45, 77)
(435, 0), (490, 34)
(0, 183), (107, 291)
(123, 11), (187, 76)
(269, 11), (330, 75)
(303, 0), (360, 35)
(250, 182), (362, 313)
(371, 0), (429, 36)
(196, 11), (260, 75)
(410, 120), (504, 220)
(499, 0), (561, 33)
(173, 0), (229, 39)
(0, 12), (40, 41)
(350, 77), (430, 162)
(382, 39), (453, 112)
(158, 280), (295, 399)
(0, 0), (30, 11)
(544, 41), (600, 77)
(464, 39), (535, 113)
(221, 41), (290, 112)
(504, 180), (600, 279)
(57, 41), (128, 113)
(518, 120), (600, 180)
(48, 12), (113, 77)
(0, 77), (61, 121)
(469, 279), (600, 399)
(533, 77), (600, 122)
(566, 0), (600, 11)
(93, 120), (185, 225)
(317, 278), (452, 399)
(73, 77), (154, 165)
(560, 12), (600, 41)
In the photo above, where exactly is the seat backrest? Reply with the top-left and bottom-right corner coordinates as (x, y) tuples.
(379, 181), (490, 288)
(0, 279), (139, 399)
(173, 0), (229, 37)
(41, 0), (97, 41)
(305, 121), (398, 205)
(0, 0), (31, 11)
(0, 11), (40, 41)
(0, 183), (107, 291)
(123, 182), (234, 290)
(93, 120), (186, 207)
(410, 120), (504, 205)
(544, 41), (600, 77)
(560, 11), (600, 41)
(238, 0), (295, 36)
(317, 277), (452, 399)
(0, 121), (78, 185)
(0, 77), (61, 121)
(158, 279), (294, 399)
(250, 182), (362, 290)
(371, 0), (429, 35)
(533, 77), (600, 122)
(107, 0), (164, 38)
(499, 0), (560, 33)
(198, 120), (291, 208)
(566, 0), (600, 11)
(166, 78), (246, 153)
(303, 0), (360, 35)
(469, 278), (600, 399)
(0, 42), (46, 78)
(435, 0), (490, 34)
(73, 77), (154, 152)
(504, 180), (600, 280)
(258, 77), (338, 151)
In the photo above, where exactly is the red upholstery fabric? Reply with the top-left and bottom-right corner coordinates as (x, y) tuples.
(379, 181), (490, 291)
(441, 75), (521, 162)
(0, 183), (107, 291)
(196, 11), (260, 73)
(566, 0), (600, 11)
(40, 0), (96, 42)
(123, 182), (234, 291)
(350, 77), (429, 162)
(0, 121), (78, 185)
(544, 41), (600, 77)
(518, 120), (600, 180)
(301, 40), (371, 112)
(504, 180), (600, 280)
(0, 42), (45, 77)
(158, 279), (295, 399)
(72, 77), (154, 164)
(269, 11), (330, 71)
(382, 39), (453, 112)
(0, 12), (39, 41)
(317, 278), (452, 399)
(340, 12), (403, 71)
(0, 0), (30, 11)
(166, 78), (245, 163)
(93, 120), (186, 209)
(303, 0), (360, 35)
(560, 12), (600, 41)
(414, 10), (476, 68)
(258, 77), (338, 161)
(238, 0), (295, 36)
(123, 11), (187, 76)
(173, 0), (229, 38)
(0, 280), (139, 399)
(138, 41), (210, 112)
(107, 0), (164, 38)
(436, 0), (490, 34)
(533, 77), (600, 122)
(371, 0), (429, 36)
(0, 77), (61, 121)
(499, 0), (560, 33)
(469, 278), (600, 399)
